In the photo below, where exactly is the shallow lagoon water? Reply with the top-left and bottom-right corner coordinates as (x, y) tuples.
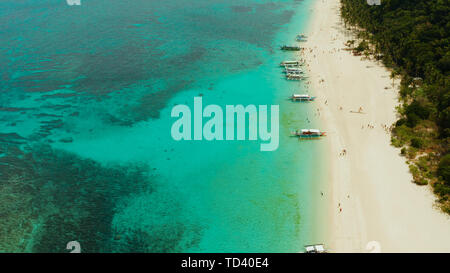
(0, 0), (322, 252)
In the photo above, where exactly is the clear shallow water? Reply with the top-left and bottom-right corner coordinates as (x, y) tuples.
(0, 0), (321, 252)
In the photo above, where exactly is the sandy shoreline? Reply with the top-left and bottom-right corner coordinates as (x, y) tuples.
(303, 0), (450, 252)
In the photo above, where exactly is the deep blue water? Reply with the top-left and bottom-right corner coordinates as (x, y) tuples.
(0, 0), (322, 252)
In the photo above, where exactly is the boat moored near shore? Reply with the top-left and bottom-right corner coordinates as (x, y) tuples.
(290, 94), (315, 102)
(292, 129), (326, 138)
(279, 59), (306, 80)
(296, 34), (308, 42)
(286, 74), (307, 80)
(280, 45), (302, 51)
(304, 244), (327, 253)
(284, 67), (304, 74)
(280, 60), (305, 66)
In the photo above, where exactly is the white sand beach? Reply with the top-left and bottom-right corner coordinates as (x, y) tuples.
(303, 0), (450, 252)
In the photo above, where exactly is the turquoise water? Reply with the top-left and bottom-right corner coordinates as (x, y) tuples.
(0, 0), (322, 252)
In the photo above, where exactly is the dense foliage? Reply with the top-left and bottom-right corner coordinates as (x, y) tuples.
(340, 0), (450, 212)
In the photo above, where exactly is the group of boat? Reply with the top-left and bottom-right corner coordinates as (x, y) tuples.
(283, 35), (327, 254)
(279, 35), (309, 81)
(279, 35), (325, 140)
(279, 60), (307, 81)
(281, 35), (307, 51)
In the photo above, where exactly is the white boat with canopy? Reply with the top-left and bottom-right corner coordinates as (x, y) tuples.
(280, 60), (304, 66)
(290, 94), (316, 101)
(304, 244), (326, 253)
(292, 129), (326, 138)
(284, 67), (303, 73)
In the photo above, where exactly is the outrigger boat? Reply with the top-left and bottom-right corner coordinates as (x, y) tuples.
(292, 129), (326, 138)
(280, 45), (302, 51)
(286, 71), (303, 76)
(284, 68), (304, 74)
(284, 64), (301, 68)
(284, 64), (304, 70)
(280, 60), (304, 66)
(284, 65), (302, 69)
(290, 94), (315, 102)
(296, 34), (308, 42)
(304, 244), (327, 253)
(286, 74), (307, 80)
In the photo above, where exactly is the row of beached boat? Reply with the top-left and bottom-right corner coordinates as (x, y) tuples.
(279, 35), (326, 140)
(279, 35), (308, 81)
(284, 36), (327, 253)
(279, 60), (308, 81)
